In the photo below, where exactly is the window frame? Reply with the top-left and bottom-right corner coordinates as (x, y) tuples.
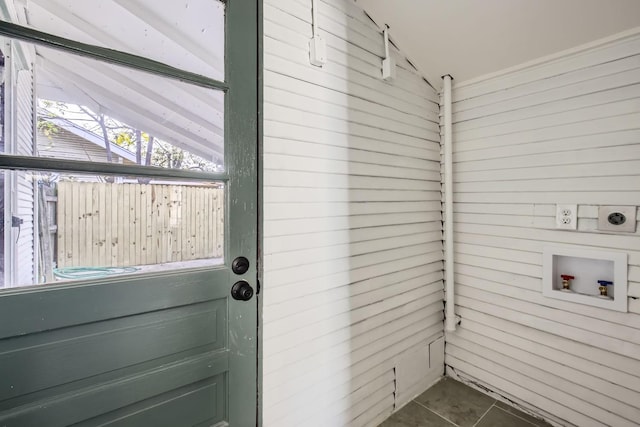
(0, 11), (230, 183)
(0, 0), (260, 287)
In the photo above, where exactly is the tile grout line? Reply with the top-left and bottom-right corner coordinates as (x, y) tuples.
(493, 404), (544, 427)
(471, 402), (495, 427)
(411, 399), (460, 426)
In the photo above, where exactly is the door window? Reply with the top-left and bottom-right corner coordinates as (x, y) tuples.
(0, 1), (229, 289)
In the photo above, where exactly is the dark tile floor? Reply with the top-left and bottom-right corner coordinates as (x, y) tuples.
(380, 377), (551, 427)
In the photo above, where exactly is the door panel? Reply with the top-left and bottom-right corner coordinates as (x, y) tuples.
(0, 269), (230, 426)
(82, 375), (227, 427)
(0, 268), (229, 338)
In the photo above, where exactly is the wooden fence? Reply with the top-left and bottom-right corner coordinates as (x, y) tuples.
(56, 181), (224, 268)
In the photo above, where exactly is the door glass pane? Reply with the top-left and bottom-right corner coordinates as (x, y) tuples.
(3, 40), (224, 170)
(0, 170), (225, 290)
(1, 0), (225, 80)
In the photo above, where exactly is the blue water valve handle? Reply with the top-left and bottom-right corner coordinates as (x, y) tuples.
(597, 280), (613, 286)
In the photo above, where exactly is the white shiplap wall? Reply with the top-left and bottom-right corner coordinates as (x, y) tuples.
(4, 40), (36, 287)
(14, 68), (35, 286)
(37, 127), (128, 163)
(446, 32), (640, 427)
(262, 0), (443, 426)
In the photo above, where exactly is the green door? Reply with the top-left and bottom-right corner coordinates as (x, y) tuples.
(0, 1), (258, 425)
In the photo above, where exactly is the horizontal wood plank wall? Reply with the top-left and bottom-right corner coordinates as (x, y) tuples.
(447, 32), (640, 427)
(262, 0), (443, 425)
(14, 68), (35, 286)
(37, 127), (128, 164)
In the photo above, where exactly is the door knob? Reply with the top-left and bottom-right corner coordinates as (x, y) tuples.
(231, 281), (254, 301)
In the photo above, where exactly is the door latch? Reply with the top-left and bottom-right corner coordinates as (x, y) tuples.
(231, 256), (250, 275)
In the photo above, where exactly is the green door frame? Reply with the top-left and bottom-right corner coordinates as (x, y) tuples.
(0, 0), (260, 425)
(225, 2), (260, 425)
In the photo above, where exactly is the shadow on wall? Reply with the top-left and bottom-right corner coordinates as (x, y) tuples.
(261, 0), (444, 426)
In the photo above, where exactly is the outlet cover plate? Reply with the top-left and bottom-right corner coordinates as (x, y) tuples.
(598, 205), (637, 232)
(309, 36), (327, 67)
(382, 56), (396, 81)
(556, 204), (577, 230)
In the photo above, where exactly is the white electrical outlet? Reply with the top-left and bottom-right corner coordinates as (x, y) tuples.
(556, 204), (578, 230)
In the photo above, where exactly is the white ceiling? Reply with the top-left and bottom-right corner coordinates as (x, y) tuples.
(357, 0), (640, 88)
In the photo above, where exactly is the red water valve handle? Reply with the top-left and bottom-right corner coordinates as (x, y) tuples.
(561, 275), (575, 280)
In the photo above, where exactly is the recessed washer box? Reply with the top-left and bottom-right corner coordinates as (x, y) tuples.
(543, 246), (628, 312)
